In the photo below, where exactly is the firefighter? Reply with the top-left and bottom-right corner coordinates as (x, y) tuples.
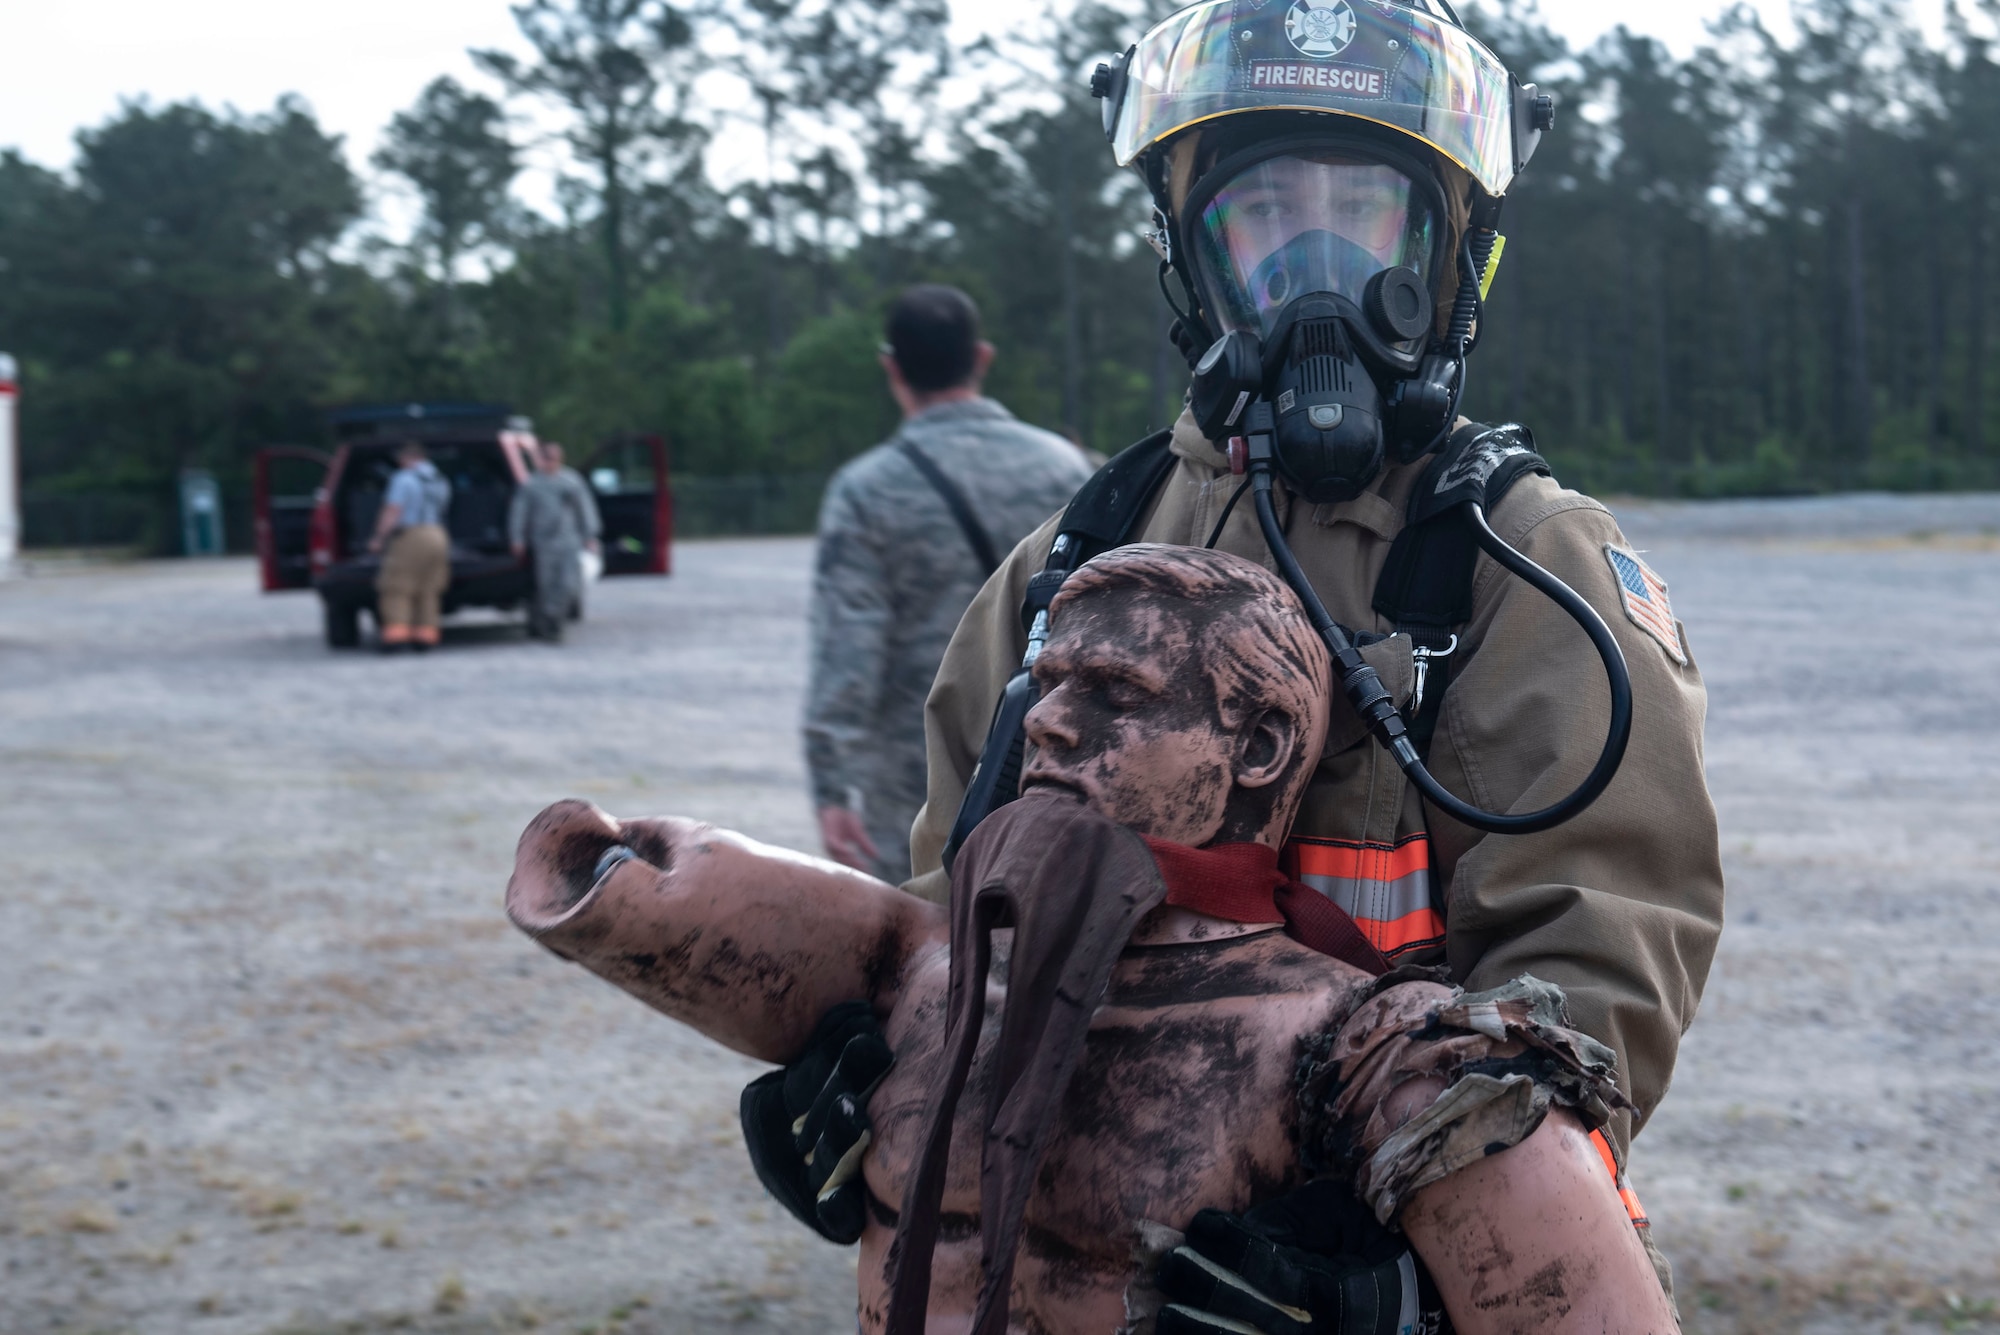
(368, 440), (452, 653)
(750, 0), (1722, 1323)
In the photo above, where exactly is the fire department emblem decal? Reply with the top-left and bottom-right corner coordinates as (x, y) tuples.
(1284, 0), (1358, 58)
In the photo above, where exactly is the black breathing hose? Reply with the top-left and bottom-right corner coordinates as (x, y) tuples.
(1250, 471), (1634, 835)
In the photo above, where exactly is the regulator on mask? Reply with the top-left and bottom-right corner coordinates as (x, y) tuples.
(1189, 269), (1443, 503)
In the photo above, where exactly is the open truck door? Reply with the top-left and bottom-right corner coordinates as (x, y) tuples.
(585, 434), (672, 576)
(253, 447), (331, 592)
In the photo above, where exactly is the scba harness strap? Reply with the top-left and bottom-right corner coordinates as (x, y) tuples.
(1015, 426), (1180, 636)
(1373, 422), (1550, 757)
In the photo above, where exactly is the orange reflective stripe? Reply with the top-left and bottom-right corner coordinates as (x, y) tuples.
(1362, 906), (1447, 955)
(1285, 834), (1442, 959)
(1288, 835), (1432, 882)
(1588, 1129), (1649, 1229)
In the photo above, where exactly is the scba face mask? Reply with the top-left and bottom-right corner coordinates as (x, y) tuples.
(1184, 144), (1447, 503)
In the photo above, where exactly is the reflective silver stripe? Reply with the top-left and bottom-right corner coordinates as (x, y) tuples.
(1296, 868), (1435, 928)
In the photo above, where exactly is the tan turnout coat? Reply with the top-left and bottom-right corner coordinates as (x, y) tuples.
(904, 411), (1725, 1159)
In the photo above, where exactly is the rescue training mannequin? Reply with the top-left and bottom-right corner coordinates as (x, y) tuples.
(506, 545), (1677, 1335)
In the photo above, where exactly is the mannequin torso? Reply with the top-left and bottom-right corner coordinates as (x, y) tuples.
(859, 919), (1375, 1332)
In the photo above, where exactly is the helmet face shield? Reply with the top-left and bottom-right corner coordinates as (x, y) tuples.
(1110, 0), (1526, 198)
(1190, 153), (1439, 337)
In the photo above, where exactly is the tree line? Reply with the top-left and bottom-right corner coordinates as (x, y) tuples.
(2, 0), (1997, 549)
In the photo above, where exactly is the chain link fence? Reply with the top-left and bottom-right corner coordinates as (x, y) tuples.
(669, 473), (829, 539)
(22, 491), (164, 552)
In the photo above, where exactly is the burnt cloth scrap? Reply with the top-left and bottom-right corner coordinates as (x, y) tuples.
(1297, 968), (1634, 1225)
(883, 788), (1171, 1335)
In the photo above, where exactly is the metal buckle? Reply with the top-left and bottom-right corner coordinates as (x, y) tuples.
(1409, 634), (1460, 717)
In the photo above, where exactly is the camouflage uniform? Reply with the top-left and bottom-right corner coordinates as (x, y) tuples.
(508, 466), (601, 639)
(805, 398), (1095, 884)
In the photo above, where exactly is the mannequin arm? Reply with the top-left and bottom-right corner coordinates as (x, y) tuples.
(1402, 1110), (1677, 1334)
(508, 799), (946, 1062)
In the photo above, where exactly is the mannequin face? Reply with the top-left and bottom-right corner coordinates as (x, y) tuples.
(1022, 591), (1303, 848)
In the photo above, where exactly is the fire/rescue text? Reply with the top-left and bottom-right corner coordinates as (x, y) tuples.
(1249, 61), (1387, 97)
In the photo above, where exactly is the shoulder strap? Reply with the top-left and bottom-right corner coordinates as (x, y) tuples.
(898, 440), (1001, 577)
(1372, 422), (1551, 756)
(1015, 428), (1178, 634)
(423, 471), (450, 522)
(1053, 427), (1178, 553)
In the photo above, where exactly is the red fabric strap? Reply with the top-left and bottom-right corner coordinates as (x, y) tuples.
(1141, 837), (1287, 925)
(1140, 837), (1389, 977)
(1274, 880), (1389, 976)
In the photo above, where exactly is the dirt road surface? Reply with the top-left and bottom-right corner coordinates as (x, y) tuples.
(2, 494), (1997, 1334)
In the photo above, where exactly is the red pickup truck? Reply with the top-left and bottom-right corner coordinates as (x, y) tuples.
(254, 402), (671, 647)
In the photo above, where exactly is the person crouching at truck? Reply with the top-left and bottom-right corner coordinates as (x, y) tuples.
(367, 440), (453, 653)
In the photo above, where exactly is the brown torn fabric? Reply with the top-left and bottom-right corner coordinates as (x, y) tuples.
(883, 787), (1171, 1335)
(1297, 972), (1633, 1225)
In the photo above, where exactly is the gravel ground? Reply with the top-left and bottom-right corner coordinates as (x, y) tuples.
(2, 495), (1997, 1335)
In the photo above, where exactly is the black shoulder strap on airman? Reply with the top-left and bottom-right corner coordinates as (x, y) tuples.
(1371, 422), (1552, 758)
(1014, 427), (1178, 634)
(897, 439), (1002, 577)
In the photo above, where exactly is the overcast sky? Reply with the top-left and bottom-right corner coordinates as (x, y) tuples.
(6, 0), (1917, 205)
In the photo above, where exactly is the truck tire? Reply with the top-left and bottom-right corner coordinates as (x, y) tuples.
(324, 600), (361, 649)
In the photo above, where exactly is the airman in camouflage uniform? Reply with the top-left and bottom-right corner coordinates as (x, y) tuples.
(805, 287), (1094, 884)
(508, 442), (601, 643)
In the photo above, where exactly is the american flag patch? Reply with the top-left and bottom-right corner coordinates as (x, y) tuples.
(1605, 545), (1687, 665)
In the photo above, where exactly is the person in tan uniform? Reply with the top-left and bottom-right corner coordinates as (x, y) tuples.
(916, 0), (1720, 1159)
(746, 2), (1721, 1326)
(368, 440), (452, 653)
(912, 420), (1720, 1146)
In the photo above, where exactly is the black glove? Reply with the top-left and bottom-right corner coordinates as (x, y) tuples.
(739, 1001), (894, 1244)
(1156, 1179), (1446, 1335)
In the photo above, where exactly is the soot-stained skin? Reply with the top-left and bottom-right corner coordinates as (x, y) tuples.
(858, 926), (1374, 1333)
(508, 803), (942, 1064)
(1421, 1189), (1592, 1335)
(1026, 596), (1249, 847)
(1021, 554), (1330, 854)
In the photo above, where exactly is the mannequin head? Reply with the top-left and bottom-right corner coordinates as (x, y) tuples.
(1022, 544), (1332, 851)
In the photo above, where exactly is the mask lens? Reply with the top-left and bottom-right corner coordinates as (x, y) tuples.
(1193, 155), (1437, 336)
